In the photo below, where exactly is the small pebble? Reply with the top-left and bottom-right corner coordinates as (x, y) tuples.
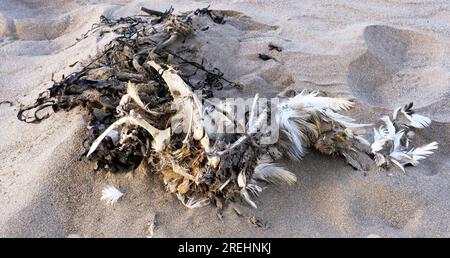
(258, 53), (273, 61)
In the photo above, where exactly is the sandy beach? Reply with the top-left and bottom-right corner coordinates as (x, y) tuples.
(0, 0), (449, 237)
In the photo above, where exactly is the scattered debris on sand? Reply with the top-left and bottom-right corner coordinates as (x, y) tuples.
(0, 100), (14, 107)
(18, 7), (438, 213)
(268, 43), (282, 52)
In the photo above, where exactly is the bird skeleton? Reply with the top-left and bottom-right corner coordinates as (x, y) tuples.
(87, 70), (439, 208)
(22, 8), (439, 211)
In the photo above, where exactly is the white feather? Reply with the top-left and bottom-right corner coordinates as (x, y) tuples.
(409, 113), (431, 128)
(240, 188), (257, 209)
(276, 104), (309, 160)
(371, 139), (386, 153)
(389, 151), (413, 165)
(392, 107), (402, 120)
(407, 141), (438, 164)
(373, 128), (384, 142)
(176, 193), (210, 209)
(390, 159), (406, 173)
(323, 109), (372, 128)
(101, 186), (124, 205)
(287, 90), (354, 112)
(393, 130), (405, 152)
(246, 184), (263, 197)
(395, 108), (431, 129)
(371, 117), (397, 153)
(381, 116), (396, 139)
(371, 127), (388, 152)
(253, 163), (297, 185)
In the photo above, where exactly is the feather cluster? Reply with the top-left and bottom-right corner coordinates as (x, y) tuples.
(275, 90), (373, 170)
(370, 103), (438, 173)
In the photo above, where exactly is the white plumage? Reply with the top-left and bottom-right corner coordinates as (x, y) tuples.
(276, 90), (371, 163)
(253, 163), (297, 186)
(407, 141), (439, 165)
(407, 113), (432, 129)
(371, 116), (396, 153)
(101, 186), (124, 205)
(176, 193), (210, 209)
(276, 104), (309, 160)
(287, 90), (354, 112)
(240, 188), (257, 209)
(393, 105), (432, 129)
(323, 109), (372, 128)
(370, 106), (438, 172)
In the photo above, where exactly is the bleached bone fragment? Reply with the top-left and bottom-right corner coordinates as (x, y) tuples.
(171, 161), (196, 181)
(237, 171), (247, 188)
(148, 61), (219, 167)
(87, 111), (170, 157)
(127, 82), (161, 116)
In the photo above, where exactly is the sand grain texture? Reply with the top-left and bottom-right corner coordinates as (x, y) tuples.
(0, 0), (449, 237)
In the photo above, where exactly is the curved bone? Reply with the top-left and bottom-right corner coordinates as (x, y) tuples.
(127, 82), (162, 116)
(148, 61), (195, 99)
(87, 111), (170, 157)
(152, 33), (179, 52)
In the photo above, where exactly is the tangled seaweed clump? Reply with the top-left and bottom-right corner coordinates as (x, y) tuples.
(18, 7), (438, 211)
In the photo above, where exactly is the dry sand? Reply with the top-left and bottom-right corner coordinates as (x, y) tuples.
(0, 0), (449, 237)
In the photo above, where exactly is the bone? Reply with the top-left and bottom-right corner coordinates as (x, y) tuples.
(87, 111), (170, 157)
(148, 60), (220, 167)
